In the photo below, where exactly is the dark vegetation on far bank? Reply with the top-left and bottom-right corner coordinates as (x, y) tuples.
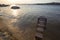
(17, 2), (60, 5)
(34, 2), (60, 5)
(0, 4), (9, 7)
(0, 2), (60, 6)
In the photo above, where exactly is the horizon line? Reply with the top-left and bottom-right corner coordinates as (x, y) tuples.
(0, 2), (60, 4)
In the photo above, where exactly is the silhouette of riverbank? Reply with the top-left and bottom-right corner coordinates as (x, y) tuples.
(0, 4), (9, 7)
(17, 2), (60, 5)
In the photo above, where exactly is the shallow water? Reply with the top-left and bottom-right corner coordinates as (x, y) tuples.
(0, 5), (60, 40)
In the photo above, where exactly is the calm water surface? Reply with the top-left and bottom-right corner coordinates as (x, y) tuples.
(0, 5), (60, 40)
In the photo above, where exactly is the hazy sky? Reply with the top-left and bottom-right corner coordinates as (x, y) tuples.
(0, 0), (60, 4)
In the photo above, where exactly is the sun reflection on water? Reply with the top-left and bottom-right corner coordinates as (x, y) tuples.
(12, 10), (19, 17)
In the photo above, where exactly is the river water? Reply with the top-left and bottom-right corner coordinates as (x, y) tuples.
(0, 5), (60, 40)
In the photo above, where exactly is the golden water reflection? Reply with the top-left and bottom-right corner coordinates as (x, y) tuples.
(12, 10), (19, 17)
(0, 6), (36, 40)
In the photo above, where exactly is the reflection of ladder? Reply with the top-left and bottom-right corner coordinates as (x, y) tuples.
(35, 16), (47, 40)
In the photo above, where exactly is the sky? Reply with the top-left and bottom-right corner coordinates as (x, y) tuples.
(0, 0), (60, 4)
